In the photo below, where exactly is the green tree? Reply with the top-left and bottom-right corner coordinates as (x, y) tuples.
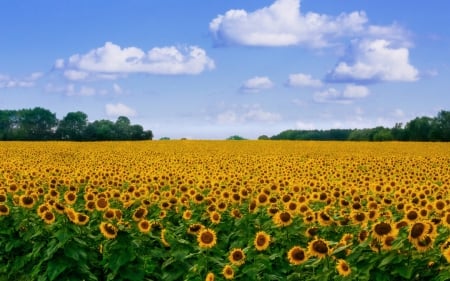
(56, 111), (88, 140)
(405, 116), (433, 141)
(20, 107), (58, 140)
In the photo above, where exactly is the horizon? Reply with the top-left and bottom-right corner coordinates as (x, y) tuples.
(1, 0), (449, 139)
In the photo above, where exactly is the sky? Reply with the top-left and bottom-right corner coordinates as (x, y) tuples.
(1, 0), (449, 139)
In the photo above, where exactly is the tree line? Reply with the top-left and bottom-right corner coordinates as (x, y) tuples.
(267, 110), (450, 141)
(0, 107), (153, 141)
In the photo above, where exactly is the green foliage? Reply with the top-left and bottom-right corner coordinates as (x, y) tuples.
(0, 108), (153, 141)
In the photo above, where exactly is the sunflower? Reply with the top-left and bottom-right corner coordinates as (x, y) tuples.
(442, 246), (450, 263)
(442, 212), (450, 228)
(197, 228), (217, 249)
(0, 193), (7, 203)
(230, 209), (242, 219)
(19, 195), (35, 209)
(85, 201), (96, 212)
(182, 209), (193, 220)
(408, 221), (429, 243)
(305, 227), (319, 238)
(205, 272), (215, 281)
(222, 264), (234, 280)
(339, 233), (353, 246)
(95, 197), (109, 211)
(103, 209), (116, 221)
(405, 209), (419, 223)
(99, 222), (118, 239)
(273, 211), (293, 227)
(414, 235), (433, 252)
(132, 206), (148, 221)
(336, 259), (351, 277)
(381, 235), (395, 251)
(287, 246), (308, 265)
(308, 238), (330, 259)
(76, 213), (90, 226)
(65, 207), (78, 224)
(63, 191), (77, 205)
(137, 219), (151, 233)
(37, 203), (51, 217)
(372, 221), (397, 241)
(254, 231), (271, 251)
(187, 223), (204, 235)
(317, 211), (333, 226)
(229, 248), (246, 266)
(42, 210), (55, 224)
(351, 211), (368, 226)
(210, 211), (221, 224)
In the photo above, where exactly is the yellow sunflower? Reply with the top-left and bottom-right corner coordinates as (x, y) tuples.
(287, 246), (308, 265)
(99, 222), (118, 239)
(228, 248), (246, 266)
(222, 264), (234, 280)
(197, 228), (217, 249)
(336, 259), (351, 277)
(254, 231), (271, 251)
(205, 272), (215, 281)
(308, 238), (330, 259)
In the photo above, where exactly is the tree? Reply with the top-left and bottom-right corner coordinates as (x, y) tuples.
(258, 135), (270, 140)
(115, 116), (132, 140)
(56, 111), (88, 140)
(226, 135), (246, 140)
(405, 116), (433, 141)
(431, 110), (450, 141)
(85, 120), (116, 141)
(20, 107), (58, 140)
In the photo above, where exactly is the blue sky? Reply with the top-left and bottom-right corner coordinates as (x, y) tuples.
(1, 0), (449, 139)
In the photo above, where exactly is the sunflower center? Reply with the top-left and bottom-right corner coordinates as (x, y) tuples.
(312, 240), (328, 254)
(256, 235), (267, 246)
(201, 232), (214, 244)
(292, 248), (305, 260)
(280, 212), (291, 222)
(374, 222), (391, 236)
(410, 222), (425, 239)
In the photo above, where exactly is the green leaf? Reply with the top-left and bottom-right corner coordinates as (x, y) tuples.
(392, 263), (413, 279)
(47, 256), (70, 281)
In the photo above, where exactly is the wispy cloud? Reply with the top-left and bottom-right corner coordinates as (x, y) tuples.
(217, 104), (281, 124)
(313, 84), (370, 104)
(240, 76), (274, 93)
(105, 103), (136, 117)
(285, 73), (323, 88)
(55, 42), (215, 81)
(0, 72), (43, 88)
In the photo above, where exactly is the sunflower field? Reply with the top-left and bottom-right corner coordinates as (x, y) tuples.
(1, 140), (450, 281)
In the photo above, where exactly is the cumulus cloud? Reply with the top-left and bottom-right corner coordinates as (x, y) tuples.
(209, 0), (368, 47)
(105, 103), (137, 117)
(240, 76), (274, 93)
(56, 42), (215, 80)
(217, 104), (281, 124)
(326, 39), (418, 83)
(0, 72), (43, 88)
(313, 85), (369, 104)
(286, 73), (322, 87)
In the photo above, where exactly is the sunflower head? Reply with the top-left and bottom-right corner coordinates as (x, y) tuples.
(228, 248), (246, 266)
(100, 222), (118, 239)
(254, 231), (271, 251)
(308, 238), (330, 259)
(197, 228), (217, 249)
(222, 264), (234, 280)
(287, 246), (307, 265)
(336, 259), (351, 277)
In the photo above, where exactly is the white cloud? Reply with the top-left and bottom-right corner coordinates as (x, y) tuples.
(45, 83), (102, 96)
(327, 39), (418, 83)
(241, 76), (274, 92)
(342, 84), (369, 98)
(57, 42), (215, 80)
(286, 73), (322, 87)
(210, 0), (367, 47)
(112, 83), (123, 94)
(295, 121), (315, 130)
(217, 104), (281, 124)
(105, 103), (137, 117)
(313, 85), (369, 104)
(0, 72), (43, 88)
